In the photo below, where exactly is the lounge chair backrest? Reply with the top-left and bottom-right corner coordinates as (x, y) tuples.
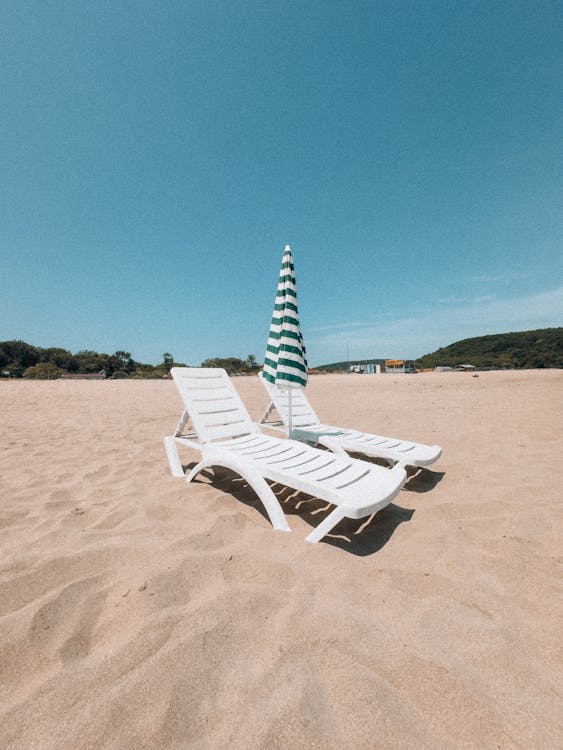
(259, 372), (320, 427)
(171, 367), (258, 443)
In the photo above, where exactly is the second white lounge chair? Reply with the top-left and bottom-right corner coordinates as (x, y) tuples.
(164, 368), (407, 543)
(259, 373), (442, 468)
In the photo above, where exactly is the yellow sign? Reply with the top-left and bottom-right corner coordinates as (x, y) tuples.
(385, 359), (404, 366)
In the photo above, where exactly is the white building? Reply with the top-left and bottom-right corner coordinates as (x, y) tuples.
(385, 359), (416, 374)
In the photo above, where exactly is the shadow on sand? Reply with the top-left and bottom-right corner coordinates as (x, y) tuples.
(182, 462), (423, 556)
(403, 466), (445, 493)
(347, 453), (446, 494)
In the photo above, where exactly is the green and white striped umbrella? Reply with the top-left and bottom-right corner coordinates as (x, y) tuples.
(263, 244), (308, 389)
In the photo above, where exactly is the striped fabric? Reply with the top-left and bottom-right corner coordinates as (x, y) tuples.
(262, 244), (308, 388)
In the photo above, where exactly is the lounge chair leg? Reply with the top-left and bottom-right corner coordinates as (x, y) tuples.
(305, 506), (347, 543)
(187, 456), (291, 533)
(259, 400), (276, 426)
(164, 437), (185, 477)
(186, 460), (210, 484)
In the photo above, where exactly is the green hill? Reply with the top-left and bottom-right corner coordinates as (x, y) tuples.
(314, 328), (563, 371)
(416, 328), (563, 370)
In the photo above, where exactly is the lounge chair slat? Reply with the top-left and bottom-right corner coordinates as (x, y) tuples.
(296, 458), (337, 476)
(259, 374), (442, 468)
(198, 406), (240, 416)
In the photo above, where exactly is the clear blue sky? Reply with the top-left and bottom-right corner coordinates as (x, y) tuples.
(1, 1), (561, 366)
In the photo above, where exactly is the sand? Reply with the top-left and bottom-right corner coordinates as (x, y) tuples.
(0, 370), (561, 749)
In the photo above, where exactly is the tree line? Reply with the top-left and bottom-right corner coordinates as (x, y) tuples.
(0, 341), (262, 379)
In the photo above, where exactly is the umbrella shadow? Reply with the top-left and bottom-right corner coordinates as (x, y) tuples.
(182, 462), (415, 556)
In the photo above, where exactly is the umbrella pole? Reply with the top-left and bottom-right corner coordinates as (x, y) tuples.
(288, 386), (293, 437)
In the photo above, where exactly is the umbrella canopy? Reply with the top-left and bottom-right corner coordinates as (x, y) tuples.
(263, 244), (308, 389)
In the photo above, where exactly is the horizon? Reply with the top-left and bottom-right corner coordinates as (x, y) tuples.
(1, 2), (562, 367)
(2, 324), (562, 370)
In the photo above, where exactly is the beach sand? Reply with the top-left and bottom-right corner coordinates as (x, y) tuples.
(1, 370), (561, 749)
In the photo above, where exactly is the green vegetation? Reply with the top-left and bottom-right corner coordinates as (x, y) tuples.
(314, 329), (563, 371)
(21, 362), (64, 379)
(416, 328), (563, 370)
(200, 355), (261, 375)
(0, 341), (262, 379)
(0, 341), (187, 379)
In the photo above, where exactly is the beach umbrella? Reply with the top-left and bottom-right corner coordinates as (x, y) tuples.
(262, 244), (308, 435)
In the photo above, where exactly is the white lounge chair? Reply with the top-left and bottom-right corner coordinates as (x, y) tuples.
(164, 367), (407, 543)
(259, 373), (442, 468)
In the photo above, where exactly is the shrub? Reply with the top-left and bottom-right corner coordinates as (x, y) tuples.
(23, 362), (63, 379)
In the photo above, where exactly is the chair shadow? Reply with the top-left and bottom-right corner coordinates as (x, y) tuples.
(183, 462), (415, 556)
(403, 467), (445, 493)
(347, 452), (445, 493)
(182, 463), (274, 527)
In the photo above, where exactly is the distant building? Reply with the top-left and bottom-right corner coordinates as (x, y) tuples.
(385, 359), (416, 374)
(348, 363), (382, 374)
(456, 364), (476, 371)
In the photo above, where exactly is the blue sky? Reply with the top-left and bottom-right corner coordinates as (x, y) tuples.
(1, 1), (561, 366)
